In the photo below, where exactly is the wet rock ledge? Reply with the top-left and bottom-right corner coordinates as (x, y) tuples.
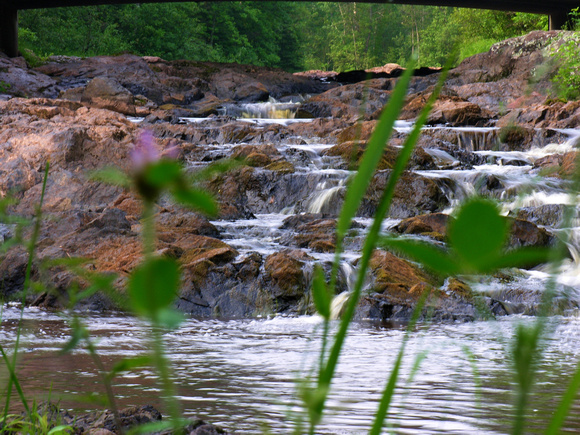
(5, 402), (227, 434)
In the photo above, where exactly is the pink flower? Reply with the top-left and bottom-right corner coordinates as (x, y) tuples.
(130, 130), (160, 170)
(130, 130), (181, 171)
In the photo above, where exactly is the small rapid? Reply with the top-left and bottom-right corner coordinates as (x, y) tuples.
(192, 109), (580, 305)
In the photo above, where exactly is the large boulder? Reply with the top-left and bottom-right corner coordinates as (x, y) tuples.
(0, 55), (59, 98)
(360, 170), (449, 218)
(296, 78), (393, 121)
(81, 76), (137, 116)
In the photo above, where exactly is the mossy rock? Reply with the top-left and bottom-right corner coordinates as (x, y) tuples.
(265, 160), (295, 173)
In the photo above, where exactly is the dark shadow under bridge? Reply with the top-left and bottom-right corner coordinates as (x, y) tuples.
(0, 0), (578, 57)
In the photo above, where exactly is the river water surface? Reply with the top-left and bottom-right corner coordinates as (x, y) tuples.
(2, 307), (580, 434)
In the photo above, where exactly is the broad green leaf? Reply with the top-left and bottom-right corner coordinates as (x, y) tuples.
(77, 273), (118, 301)
(190, 158), (241, 182)
(172, 187), (218, 216)
(311, 265), (331, 319)
(89, 167), (131, 188)
(449, 198), (507, 271)
(144, 160), (182, 187)
(491, 247), (552, 271)
(128, 257), (180, 320)
(381, 237), (460, 277)
(157, 308), (186, 329)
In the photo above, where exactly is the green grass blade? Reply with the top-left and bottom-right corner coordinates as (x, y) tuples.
(370, 288), (430, 435)
(320, 60), (416, 384)
(324, 56), (452, 383)
(312, 265), (331, 320)
(512, 321), (543, 435)
(545, 358), (580, 435)
(4, 161), (49, 421)
(316, 57), (454, 434)
(335, 59), (416, 243)
(302, 61), (418, 432)
(0, 345), (30, 417)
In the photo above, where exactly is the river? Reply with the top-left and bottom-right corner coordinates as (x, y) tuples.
(2, 307), (580, 433)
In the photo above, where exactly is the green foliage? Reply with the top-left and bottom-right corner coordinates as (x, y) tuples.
(21, 48), (49, 68)
(311, 265), (331, 320)
(550, 33), (580, 101)
(450, 198), (508, 270)
(128, 257), (183, 327)
(0, 412), (73, 435)
(0, 81), (10, 93)
(18, 2), (303, 71)
(18, 4), (547, 72)
(565, 7), (580, 30)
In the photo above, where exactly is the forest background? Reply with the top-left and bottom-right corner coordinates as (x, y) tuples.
(18, 3), (552, 72)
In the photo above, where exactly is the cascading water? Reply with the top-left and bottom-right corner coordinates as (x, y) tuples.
(219, 97), (305, 119)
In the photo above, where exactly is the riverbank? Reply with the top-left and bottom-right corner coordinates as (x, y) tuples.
(1, 30), (580, 322)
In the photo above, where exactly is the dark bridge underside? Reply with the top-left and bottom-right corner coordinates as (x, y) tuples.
(1, 0), (579, 57)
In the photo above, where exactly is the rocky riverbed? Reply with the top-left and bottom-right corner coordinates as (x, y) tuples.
(1, 30), (580, 322)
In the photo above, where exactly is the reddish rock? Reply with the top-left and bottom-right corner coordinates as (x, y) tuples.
(296, 79), (393, 121)
(393, 213), (451, 238)
(81, 76), (137, 116)
(369, 250), (435, 293)
(361, 170), (449, 218)
(264, 250), (307, 299)
(508, 218), (554, 248)
(176, 235), (238, 267)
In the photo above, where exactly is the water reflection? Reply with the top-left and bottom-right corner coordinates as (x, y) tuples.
(2, 308), (580, 434)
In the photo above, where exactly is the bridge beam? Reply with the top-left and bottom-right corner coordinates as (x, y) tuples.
(549, 10), (571, 30)
(0, 6), (18, 57)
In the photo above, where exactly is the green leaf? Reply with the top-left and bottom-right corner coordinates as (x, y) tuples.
(171, 187), (218, 216)
(48, 425), (74, 434)
(190, 158), (241, 183)
(156, 308), (186, 329)
(381, 237), (460, 276)
(449, 198), (507, 272)
(491, 247), (552, 270)
(89, 167), (131, 188)
(144, 160), (182, 187)
(128, 257), (180, 320)
(311, 265), (331, 319)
